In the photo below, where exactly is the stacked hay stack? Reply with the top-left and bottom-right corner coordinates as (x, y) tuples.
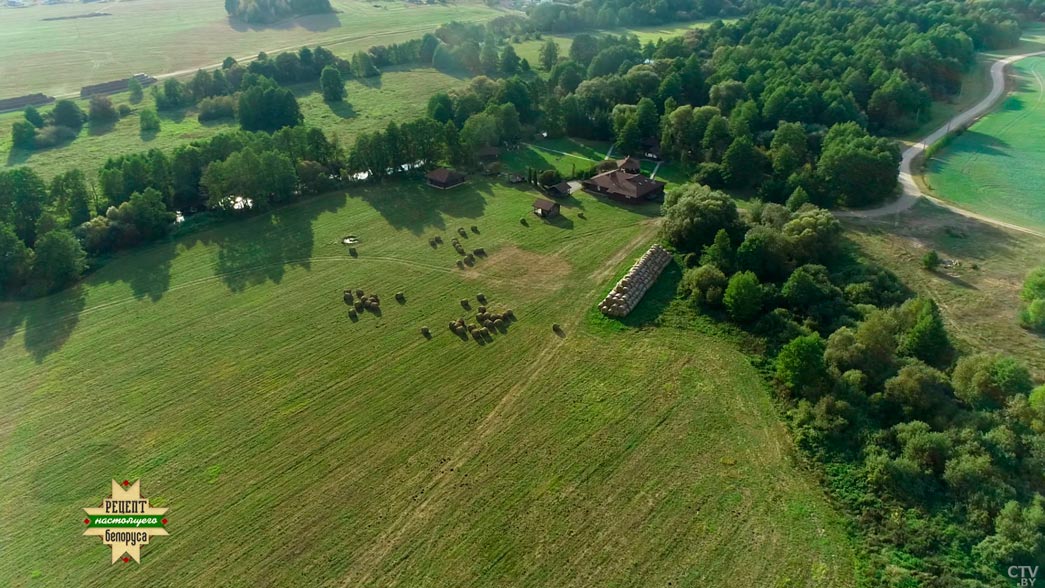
(599, 244), (672, 317)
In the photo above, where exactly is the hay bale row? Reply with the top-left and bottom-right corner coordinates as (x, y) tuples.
(598, 244), (672, 318)
(457, 227), (468, 238)
(451, 238), (466, 255)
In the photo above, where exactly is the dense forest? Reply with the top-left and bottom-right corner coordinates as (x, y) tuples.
(224, 0), (333, 24)
(3, 2), (1045, 582)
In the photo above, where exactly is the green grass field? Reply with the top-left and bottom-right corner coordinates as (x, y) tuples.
(0, 66), (467, 181)
(0, 0), (502, 98)
(923, 56), (1045, 233)
(843, 200), (1045, 379)
(0, 178), (857, 587)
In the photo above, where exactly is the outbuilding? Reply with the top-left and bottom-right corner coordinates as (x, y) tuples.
(426, 168), (466, 189)
(533, 198), (561, 218)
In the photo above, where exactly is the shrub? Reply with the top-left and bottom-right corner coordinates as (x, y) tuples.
(34, 124), (78, 148)
(139, 108), (161, 133)
(118, 104), (132, 117)
(681, 264), (727, 307)
(723, 271), (763, 322)
(1020, 298), (1045, 332)
(922, 249), (940, 271)
(198, 96), (236, 122)
(89, 95), (119, 125)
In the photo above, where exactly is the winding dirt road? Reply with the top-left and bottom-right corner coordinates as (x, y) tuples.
(839, 50), (1045, 239)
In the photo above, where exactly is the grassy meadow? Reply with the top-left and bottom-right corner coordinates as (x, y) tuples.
(0, 0), (503, 98)
(0, 178), (857, 587)
(923, 57), (1045, 233)
(0, 66), (468, 181)
(843, 200), (1045, 378)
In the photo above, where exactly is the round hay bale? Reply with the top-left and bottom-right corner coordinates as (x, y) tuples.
(460, 299), (470, 309)
(343, 293), (353, 303)
(395, 291), (405, 302)
(354, 301), (364, 312)
(465, 254), (475, 264)
(476, 293), (486, 303)
(477, 305), (487, 314)
(552, 323), (561, 331)
(449, 321), (457, 330)
(480, 327), (490, 337)
(420, 326), (430, 336)
(470, 225), (478, 233)
(484, 320), (494, 329)
(457, 260), (464, 269)
(494, 319), (504, 328)
(348, 247), (358, 256)
(355, 289), (364, 298)
(348, 309), (358, 319)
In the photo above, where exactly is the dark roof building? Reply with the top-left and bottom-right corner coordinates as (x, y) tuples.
(545, 181), (572, 197)
(477, 146), (501, 161)
(582, 169), (666, 203)
(426, 168), (466, 189)
(533, 198), (561, 218)
(616, 155), (642, 173)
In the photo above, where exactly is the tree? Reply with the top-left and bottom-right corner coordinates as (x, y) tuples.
(539, 39), (559, 71)
(140, 108), (161, 134)
(880, 363), (956, 428)
(699, 228), (734, 273)
(721, 136), (761, 188)
(614, 118), (641, 154)
(500, 45), (520, 76)
(24, 106), (44, 128)
(681, 264), (727, 306)
(427, 93), (453, 124)
(775, 334), (827, 398)
(1021, 298), (1045, 332)
(786, 187), (810, 211)
(11, 121), (36, 150)
(0, 223), (31, 297)
(238, 78), (302, 132)
(817, 122), (900, 207)
(897, 298), (952, 368)
(724, 271), (763, 323)
(975, 497), (1045, 567)
(1022, 267), (1045, 302)
(50, 170), (93, 228)
(320, 66), (345, 102)
(51, 100), (85, 131)
(0, 167), (47, 246)
(922, 249), (940, 270)
(88, 95), (119, 126)
(28, 229), (86, 294)
(634, 97), (659, 139)
(952, 353), (1034, 410)
(660, 183), (745, 252)
(569, 33), (599, 66)
(128, 78), (144, 103)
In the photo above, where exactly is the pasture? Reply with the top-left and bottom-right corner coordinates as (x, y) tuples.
(843, 200), (1045, 378)
(0, 178), (857, 587)
(0, 0), (502, 98)
(923, 56), (1045, 233)
(0, 66), (467, 180)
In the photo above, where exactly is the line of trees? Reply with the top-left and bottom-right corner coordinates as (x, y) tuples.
(663, 184), (1045, 584)
(224, 0), (332, 24)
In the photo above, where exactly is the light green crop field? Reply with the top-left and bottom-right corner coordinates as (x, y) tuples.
(0, 66), (467, 181)
(924, 56), (1045, 233)
(0, 0), (503, 97)
(0, 179), (857, 587)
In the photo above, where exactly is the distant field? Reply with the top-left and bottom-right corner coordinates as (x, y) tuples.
(0, 0), (503, 97)
(924, 56), (1045, 233)
(0, 179), (857, 587)
(0, 66), (468, 180)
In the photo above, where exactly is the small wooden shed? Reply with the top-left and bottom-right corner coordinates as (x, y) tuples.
(533, 198), (561, 218)
(426, 168), (466, 189)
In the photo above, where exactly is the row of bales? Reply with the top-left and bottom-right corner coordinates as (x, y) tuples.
(599, 244), (672, 318)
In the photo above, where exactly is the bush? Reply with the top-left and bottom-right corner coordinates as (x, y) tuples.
(117, 104), (132, 117)
(33, 125), (78, 148)
(1020, 298), (1045, 332)
(139, 108), (161, 133)
(198, 96), (236, 122)
(922, 249), (940, 271)
(723, 271), (763, 322)
(89, 95), (119, 125)
(681, 264), (728, 307)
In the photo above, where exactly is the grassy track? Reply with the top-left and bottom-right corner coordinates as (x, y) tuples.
(923, 57), (1045, 232)
(0, 179), (857, 587)
(0, 0), (502, 97)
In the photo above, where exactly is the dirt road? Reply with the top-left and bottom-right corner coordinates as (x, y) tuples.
(838, 50), (1045, 239)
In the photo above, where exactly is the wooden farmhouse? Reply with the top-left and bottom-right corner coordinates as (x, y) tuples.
(426, 168), (466, 190)
(532, 198), (561, 218)
(582, 169), (666, 203)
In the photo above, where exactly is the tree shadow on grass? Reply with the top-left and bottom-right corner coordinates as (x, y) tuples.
(92, 239), (178, 302)
(328, 101), (357, 120)
(203, 193), (347, 292)
(355, 178), (487, 235)
(18, 285), (87, 363)
(87, 120), (117, 137)
(932, 130), (1012, 160)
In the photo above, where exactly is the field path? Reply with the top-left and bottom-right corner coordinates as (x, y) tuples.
(337, 220), (660, 587)
(839, 50), (1045, 239)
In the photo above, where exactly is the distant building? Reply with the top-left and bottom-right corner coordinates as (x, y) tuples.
(545, 181), (572, 198)
(532, 198), (561, 218)
(582, 169), (665, 203)
(426, 168), (466, 189)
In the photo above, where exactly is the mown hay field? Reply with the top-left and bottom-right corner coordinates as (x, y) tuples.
(924, 56), (1045, 233)
(0, 0), (502, 98)
(0, 179), (857, 587)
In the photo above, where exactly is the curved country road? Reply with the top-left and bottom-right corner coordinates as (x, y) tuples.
(839, 50), (1045, 239)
